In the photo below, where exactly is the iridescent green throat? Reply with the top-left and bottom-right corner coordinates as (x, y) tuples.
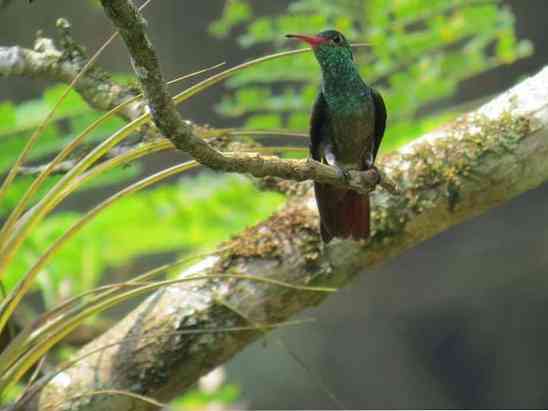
(315, 45), (369, 114)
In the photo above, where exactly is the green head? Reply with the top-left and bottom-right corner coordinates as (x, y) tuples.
(286, 30), (355, 75)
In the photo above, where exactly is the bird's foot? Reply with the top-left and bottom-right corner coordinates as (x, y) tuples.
(365, 164), (381, 186)
(334, 165), (351, 182)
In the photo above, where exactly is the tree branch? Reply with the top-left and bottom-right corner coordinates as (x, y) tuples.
(0, 19), (144, 122)
(17, 64), (548, 410)
(0, 21), (247, 179)
(98, 0), (392, 195)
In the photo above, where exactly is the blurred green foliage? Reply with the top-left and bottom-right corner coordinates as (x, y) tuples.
(210, 0), (532, 153)
(173, 383), (240, 410)
(0, 85), (125, 175)
(0, 84), (130, 215)
(0, 78), (284, 307)
(3, 173), (283, 306)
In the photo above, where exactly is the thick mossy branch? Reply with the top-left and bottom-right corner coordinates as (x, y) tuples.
(370, 110), (532, 243)
(18, 67), (548, 411)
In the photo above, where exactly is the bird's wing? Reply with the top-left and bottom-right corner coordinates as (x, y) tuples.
(370, 87), (387, 161)
(310, 91), (371, 242)
(309, 91), (329, 162)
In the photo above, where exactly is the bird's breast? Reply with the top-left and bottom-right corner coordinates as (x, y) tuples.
(328, 99), (376, 167)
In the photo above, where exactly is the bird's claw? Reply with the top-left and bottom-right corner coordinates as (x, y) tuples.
(367, 164), (381, 185)
(335, 166), (351, 182)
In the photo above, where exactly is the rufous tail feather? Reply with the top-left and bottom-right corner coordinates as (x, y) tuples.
(314, 182), (370, 243)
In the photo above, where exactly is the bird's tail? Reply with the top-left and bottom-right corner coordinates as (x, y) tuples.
(314, 182), (370, 243)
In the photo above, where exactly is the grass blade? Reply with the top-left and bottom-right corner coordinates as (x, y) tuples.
(0, 141), (178, 339)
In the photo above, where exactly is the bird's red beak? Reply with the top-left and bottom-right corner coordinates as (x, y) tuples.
(286, 34), (327, 48)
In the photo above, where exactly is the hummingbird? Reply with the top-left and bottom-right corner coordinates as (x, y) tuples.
(286, 30), (387, 243)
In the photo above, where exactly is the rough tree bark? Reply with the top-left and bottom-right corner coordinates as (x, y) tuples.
(14, 64), (548, 410)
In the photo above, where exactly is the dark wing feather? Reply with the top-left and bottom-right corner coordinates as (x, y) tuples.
(309, 92), (329, 161)
(370, 87), (387, 162)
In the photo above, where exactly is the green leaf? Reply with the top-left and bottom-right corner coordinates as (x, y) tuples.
(174, 384), (240, 408)
(15, 99), (50, 126)
(245, 114), (282, 129)
(209, 0), (252, 38)
(0, 102), (16, 131)
(43, 84), (89, 117)
(0, 175), (62, 218)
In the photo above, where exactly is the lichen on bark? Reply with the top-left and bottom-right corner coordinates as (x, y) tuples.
(370, 109), (532, 245)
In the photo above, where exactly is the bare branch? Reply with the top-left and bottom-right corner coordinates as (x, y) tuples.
(0, 19), (144, 122)
(19, 66), (548, 411)
(98, 0), (390, 194)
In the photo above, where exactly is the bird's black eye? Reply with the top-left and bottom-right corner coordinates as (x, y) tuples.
(332, 34), (342, 45)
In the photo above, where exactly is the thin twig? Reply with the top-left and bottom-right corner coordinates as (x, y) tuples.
(99, 0), (393, 197)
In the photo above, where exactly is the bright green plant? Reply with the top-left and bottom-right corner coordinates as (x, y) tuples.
(210, 0), (532, 152)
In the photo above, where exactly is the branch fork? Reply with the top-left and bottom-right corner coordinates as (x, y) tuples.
(99, 0), (398, 197)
